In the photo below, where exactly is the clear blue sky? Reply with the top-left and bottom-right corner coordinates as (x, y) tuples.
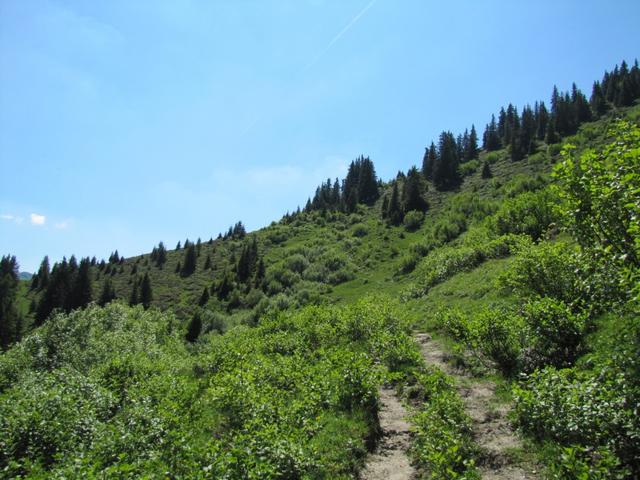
(1, 0), (639, 272)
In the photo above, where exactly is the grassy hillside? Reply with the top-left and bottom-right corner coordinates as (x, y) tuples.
(3, 99), (639, 477)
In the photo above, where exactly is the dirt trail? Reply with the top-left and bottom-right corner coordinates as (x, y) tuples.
(415, 333), (540, 479)
(360, 387), (417, 480)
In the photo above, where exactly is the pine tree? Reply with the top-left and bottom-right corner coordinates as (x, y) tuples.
(176, 241), (181, 250)
(433, 131), (460, 190)
(204, 254), (212, 270)
(98, 278), (116, 306)
(481, 161), (492, 179)
(35, 256), (50, 291)
(156, 242), (167, 268)
(0, 255), (21, 350)
(181, 244), (197, 277)
(386, 182), (403, 225)
(590, 81), (608, 117)
(185, 312), (202, 343)
(465, 125), (479, 161)
(402, 166), (428, 213)
(198, 287), (209, 306)
(140, 273), (152, 310)
(536, 102), (549, 140)
(422, 142), (437, 180)
(129, 278), (139, 306)
(69, 257), (92, 310)
(254, 258), (265, 289)
(36, 258), (72, 325)
(217, 270), (234, 300)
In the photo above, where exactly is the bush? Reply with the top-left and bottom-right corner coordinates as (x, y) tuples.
(498, 241), (583, 306)
(351, 224), (368, 238)
(403, 210), (424, 232)
(286, 253), (309, 274)
(521, 297), (587, 370)
(492, 188), (558, 240)
(513, 366), (639, 475)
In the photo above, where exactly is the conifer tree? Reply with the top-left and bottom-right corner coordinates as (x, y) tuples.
(140, 272), (152, 310)
(176, 241), (181, 250)
(175, 261), (181, 274)
(536, 102), (549, 140)
(35, 256), (50, 291)
(69, 257), (92, 310)
(185, 312), (202, 343)
(129, 278), (139, 306)
(156, 242), (167, 268)
(0, 255), (21, 350)
(481, 161), (492, 179)
(204, 254), (212, 270)
(465, 125), (479, 161)
(422, 142), (437, 180)
(217, 270), (234, 300)
(386, 182), (403, 225)
(198, 287), (209, 306)
(36, 258), (72, 325)
(98, 278), (116, 306)
(402, 166), (428, 212)
(254, 258), (266, 289)
(433, 131), (460, 190)
(181, 244), (197, 277)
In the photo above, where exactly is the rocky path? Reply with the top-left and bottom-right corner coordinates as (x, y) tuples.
(360, 387), (417, 480)
(415, 333), (540, 479)
(361, 333), (540, 479)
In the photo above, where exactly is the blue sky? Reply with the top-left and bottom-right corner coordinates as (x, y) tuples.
(1, 0), (639, 272)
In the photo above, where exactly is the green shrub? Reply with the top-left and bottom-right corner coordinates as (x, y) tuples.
(403, 210), (424, 232)
(351, 223), (368, 238)
(492, 188), (559, 240)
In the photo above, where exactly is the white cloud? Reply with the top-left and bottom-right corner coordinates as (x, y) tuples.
(1, 214), (14, 220)
(30, 213), (46, 226)
(55, 220), (71, 229)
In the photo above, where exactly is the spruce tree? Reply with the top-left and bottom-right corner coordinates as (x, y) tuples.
(35, 256), (50, 291)
(386, 182), (403, 225)
(204, 254), (212, 270)
(254, 258), (266, 289)
(402, 166), (428, 213)
(0, 255), (21, 350)
(140, 273), (152, 310)
(198, 287), (209, 306)
(98, 278), (116, 306)
(129, 279), (139, 306)
(156, 242), (167, 268)
(69, 257), (92, 310)
(422, 142), (437, 180)
(181, 244), (197, 277)
(481, 161), (492, 179)
(185, 312), (202, 343)
(465, 125), (479, 161)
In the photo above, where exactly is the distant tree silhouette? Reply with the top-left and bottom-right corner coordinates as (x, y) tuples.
(185, 312), (202, 343)
(140, 273), (153, 310)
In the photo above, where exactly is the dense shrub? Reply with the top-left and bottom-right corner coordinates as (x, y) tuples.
(403, 210), (424, 232)
(492, 188), (558, 240)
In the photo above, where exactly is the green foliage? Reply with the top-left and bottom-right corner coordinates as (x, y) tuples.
(554, 120), (640, 301)
(492, 188), (558, 240)
(403, 210), (424, 232)
(410, 367), (479, 479)
(513, 365), (639, 476)
(0, 297), (421, 478)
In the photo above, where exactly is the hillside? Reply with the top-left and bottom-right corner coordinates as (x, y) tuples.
(1, 62), (639, 479)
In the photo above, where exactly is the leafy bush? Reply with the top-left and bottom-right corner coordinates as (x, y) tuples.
(403, 210), (424, 232)
(492, 188), (559, 240)
(351, 224), (368, 237)
(513, 365), (639, 476)
(410, 367), (479, 479)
